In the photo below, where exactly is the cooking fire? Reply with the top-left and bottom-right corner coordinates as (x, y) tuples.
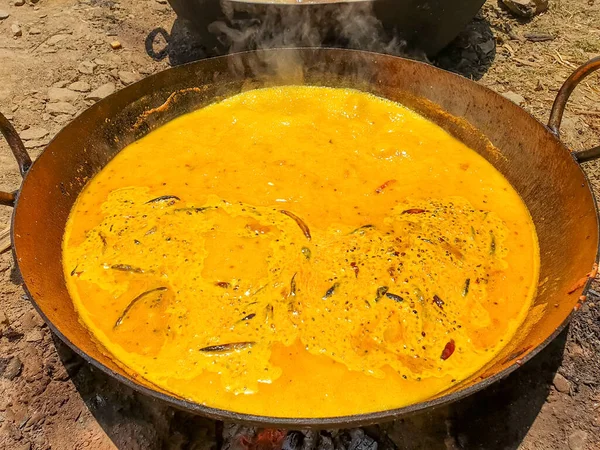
(220, 424), (395, 450)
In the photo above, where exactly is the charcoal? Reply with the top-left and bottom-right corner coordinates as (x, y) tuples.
(218, 425), (394, 450)
(221, 423), (255, 450)
(318, 434), (335, 450)
(283, 431), (304, 450)
(349, 430), (377, 450)
(302, 430), (319, 450)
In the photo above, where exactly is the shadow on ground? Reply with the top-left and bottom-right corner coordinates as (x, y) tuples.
(53, 326), (565, 450)
(52, 334), (217, 450)
(144, 9), (496, 80)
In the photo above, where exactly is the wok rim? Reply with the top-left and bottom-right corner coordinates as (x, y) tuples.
(11, 48), (600, 428)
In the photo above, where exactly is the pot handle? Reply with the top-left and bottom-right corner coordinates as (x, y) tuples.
(548, 56), (600, 163)
(0, 111), (32, 207)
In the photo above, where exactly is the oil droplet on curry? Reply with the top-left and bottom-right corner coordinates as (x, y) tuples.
(63, 86), (539, 417)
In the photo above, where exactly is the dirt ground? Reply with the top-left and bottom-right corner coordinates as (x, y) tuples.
(0, 0), (599, 449)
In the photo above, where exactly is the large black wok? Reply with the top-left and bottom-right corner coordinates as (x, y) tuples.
(1, 49), (599, 428)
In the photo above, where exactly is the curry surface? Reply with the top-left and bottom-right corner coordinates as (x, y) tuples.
(62, 86), (539, 418)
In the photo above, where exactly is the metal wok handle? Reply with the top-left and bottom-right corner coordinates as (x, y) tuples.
(0, 111), (32, 207)
(548, 56), (600, 163)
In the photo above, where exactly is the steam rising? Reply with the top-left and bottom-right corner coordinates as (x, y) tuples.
(206, 2), (427, 78)
(209, 2), (411, 56)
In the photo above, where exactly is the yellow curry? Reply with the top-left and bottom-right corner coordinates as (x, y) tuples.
(62, 86), (539, 417)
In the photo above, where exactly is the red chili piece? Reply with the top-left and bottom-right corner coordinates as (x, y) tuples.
(441, 339), (455, 360)
(402, 208), (427, 214)
(567, 262), (598, 294)
(375, 179), (397, 194)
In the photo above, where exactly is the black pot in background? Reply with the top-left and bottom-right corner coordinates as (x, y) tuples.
(166, 0), (487, 57)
